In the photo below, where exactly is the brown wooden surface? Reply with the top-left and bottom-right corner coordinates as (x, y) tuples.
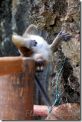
(0, 57), (25, 76)
(0, 57), (35, 120)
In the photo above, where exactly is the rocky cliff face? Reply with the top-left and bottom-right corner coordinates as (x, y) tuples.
(0, 0), (80, 104)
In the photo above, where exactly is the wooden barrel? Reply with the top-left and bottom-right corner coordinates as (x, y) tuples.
(0, 57), (35, 120)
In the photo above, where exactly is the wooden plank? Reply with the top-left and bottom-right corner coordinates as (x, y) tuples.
(0, 56), (33, 76)
(0, 57), (35, 120)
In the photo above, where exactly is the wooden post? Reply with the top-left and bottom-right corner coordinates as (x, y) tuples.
(0, 57), (35, 120)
